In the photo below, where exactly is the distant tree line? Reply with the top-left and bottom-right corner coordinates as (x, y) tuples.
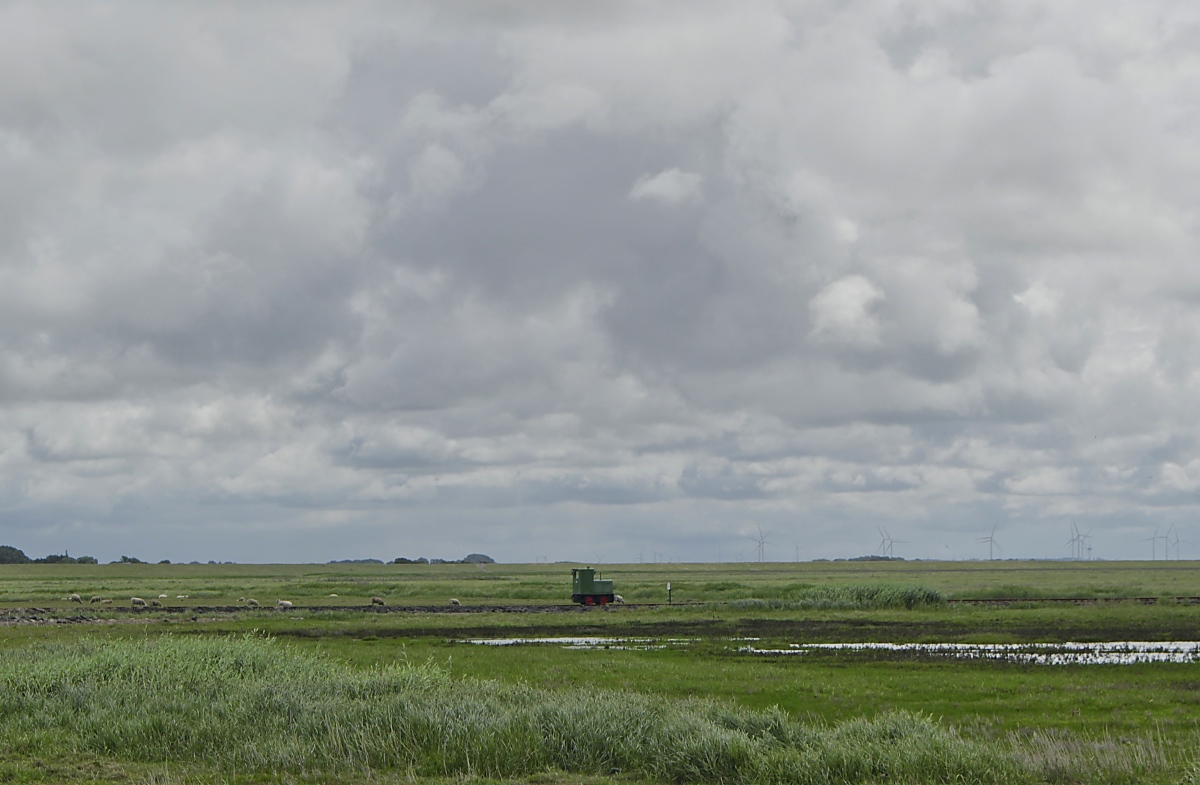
(389, 553), (495, 565)
(1, 544), (496, 566)
(0, 546), (98, 565)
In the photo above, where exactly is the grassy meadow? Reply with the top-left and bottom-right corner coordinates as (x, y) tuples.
(0, 559), (1197, 783)
(3, 558), (1199, 608)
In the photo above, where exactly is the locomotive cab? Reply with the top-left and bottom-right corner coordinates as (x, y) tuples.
(571, 567), (615, 605)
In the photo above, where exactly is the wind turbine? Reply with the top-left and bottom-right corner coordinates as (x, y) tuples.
(877, 526), (891, 557)
(748, 526), (773, 562)
(1171, 529), (1192, 560)
(1067, 522), (1082, 560)
(977, 525), (1001, 561)
(1162, 525), (1175, 560)
(1142, 527), (1160, 560)
(877, 526), (905, 558)
(1079, 529), (1093, 561)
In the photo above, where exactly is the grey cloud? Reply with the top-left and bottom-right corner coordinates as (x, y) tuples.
(0, 1), (1198, 563)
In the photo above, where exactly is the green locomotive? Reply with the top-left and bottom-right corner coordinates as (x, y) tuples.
(571, 566), (615, 605)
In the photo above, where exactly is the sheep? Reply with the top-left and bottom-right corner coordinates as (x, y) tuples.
(613, 594), (626, 604)
(237, 597), (245, 603)
(131, 597), (147, 608)
(371, 596), (386, 606)
(176, 595), (189, 598)
(328, 593), (339, 597)
(89, 595), (104, 604)
(69, 593), (82, 603)
(245, 598), (259, 607)
(448, 598), (461, 607)
(100, 598), (113, 605)
(277, 599), (293, 608)
(149, 599), (162, 608)
(158, 594), (168, 599)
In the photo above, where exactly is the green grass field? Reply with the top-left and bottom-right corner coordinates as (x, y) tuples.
(0, 559), (1197, 784)
(3, 558), (1198, 608)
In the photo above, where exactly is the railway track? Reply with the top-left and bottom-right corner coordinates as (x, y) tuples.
(946, 596), (1200, 606)
(2, 602), (691, 618)
(4, 597), (1198, 620)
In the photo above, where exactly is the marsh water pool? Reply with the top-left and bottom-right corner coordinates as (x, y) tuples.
(739, 640), (1200, 664)
(459, 636), (1200, 664)
(459, 635), (697, 650)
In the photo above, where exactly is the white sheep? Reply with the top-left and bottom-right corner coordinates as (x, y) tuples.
(149, 599), (162, 607)
(89, 595), (104, 604)
(613, 594), (626, 604)
(69, 593), (82, 603)
(371, 596), (386, 606)
(328, 593), (339, 597)
(100, 598), (113, 605)
(158, 594), (168, 599)
(448, 598), (461, 607)
(131, 597), (147, 608)
(277, 599), (293, 608)
(246, 598), (259, 607)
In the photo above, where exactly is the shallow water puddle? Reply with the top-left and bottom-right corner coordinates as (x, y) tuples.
(740, 641), (1200, 665)
(458, 636), (693, 650)
(457, 637), (1200, 663)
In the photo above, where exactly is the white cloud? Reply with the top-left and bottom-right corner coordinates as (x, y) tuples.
(809, 275), (885, 348)
(629, 168), (703, 206)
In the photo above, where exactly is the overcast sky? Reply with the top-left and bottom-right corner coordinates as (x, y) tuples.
(2, 1), (1199, 563)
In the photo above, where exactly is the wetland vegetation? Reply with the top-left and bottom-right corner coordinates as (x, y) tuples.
(0, 559), (1196, 783)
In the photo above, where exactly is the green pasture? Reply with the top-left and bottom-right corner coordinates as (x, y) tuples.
(1, 558), (1198, 609)
(0, 560), (1198, 783)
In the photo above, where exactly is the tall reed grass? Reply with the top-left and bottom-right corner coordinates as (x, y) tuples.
(0, 635), (1018, 783)
(730, 583), (945, 610)
(1010, 728), (1173, 784)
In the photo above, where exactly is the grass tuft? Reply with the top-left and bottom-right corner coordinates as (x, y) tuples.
(0, 635), (1018, 783)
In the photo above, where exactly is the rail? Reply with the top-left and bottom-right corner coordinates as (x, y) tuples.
(946, 596), (1200, 605)
(4, 596), (1198, 618)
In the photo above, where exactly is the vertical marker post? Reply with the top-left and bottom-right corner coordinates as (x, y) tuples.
(667, 582), (672, 605)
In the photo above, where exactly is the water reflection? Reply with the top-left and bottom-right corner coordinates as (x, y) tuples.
(459, 636), (689, 650)
(740, 641), (1200, 665)
(457, 636), (1200, 664)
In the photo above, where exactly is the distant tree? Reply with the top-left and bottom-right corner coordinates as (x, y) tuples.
(0, 546), (31, 564)
(463, 553), (495, 564)
(76, 556), (98, 564)
(116, 555), (144, 564)
(36, 554), (77, 564)
(158, 559), (171, 564)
